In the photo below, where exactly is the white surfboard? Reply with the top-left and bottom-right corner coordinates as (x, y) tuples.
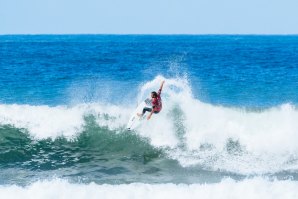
(127, 98), (152, 130)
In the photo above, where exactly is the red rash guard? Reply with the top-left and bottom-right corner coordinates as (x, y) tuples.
(152, 89), (162, 112)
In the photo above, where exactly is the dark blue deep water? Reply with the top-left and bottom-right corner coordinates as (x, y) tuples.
(1, 35), (297, 107)
(0, 35), (298, 186)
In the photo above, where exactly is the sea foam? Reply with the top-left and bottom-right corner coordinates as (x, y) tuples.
(0, 178), (297, 199)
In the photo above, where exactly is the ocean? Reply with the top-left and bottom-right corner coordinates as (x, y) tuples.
(0, 35), (298, 198)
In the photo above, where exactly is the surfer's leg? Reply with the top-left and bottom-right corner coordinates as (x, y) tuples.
(143, 107), (152, 114)
(137, 107), (152, 117)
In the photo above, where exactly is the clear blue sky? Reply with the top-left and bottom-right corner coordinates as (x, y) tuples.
(1, 0), (298, 34)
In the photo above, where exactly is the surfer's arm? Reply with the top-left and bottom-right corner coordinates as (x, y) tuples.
(158, 80), (165, 95)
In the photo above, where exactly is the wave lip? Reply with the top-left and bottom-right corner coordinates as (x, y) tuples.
(0, 103), (130, 139)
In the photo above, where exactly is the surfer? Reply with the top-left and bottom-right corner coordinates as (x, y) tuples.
(137, 80), (165, 120)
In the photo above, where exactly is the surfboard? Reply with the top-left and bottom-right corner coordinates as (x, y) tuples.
(127, 98), (151, 130)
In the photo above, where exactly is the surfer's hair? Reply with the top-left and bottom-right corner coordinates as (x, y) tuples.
(151, 91), (157, 98)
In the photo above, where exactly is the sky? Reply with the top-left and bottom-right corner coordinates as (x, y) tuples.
(1, 0), (298, 34)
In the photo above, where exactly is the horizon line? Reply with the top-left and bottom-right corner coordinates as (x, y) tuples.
(1, 33), (298, 36)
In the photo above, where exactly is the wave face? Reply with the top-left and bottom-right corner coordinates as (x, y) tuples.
(1, 76), (298, 185)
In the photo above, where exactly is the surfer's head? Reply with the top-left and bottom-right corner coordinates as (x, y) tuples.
(151, 91), (157, 98)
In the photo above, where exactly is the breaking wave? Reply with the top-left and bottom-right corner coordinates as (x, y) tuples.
(1, 76), (298, 175)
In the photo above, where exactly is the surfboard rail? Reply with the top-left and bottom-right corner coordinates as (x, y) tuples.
(127, 98), (151, 130)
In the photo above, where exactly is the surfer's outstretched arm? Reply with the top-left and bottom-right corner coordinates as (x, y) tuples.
(158, 80), (165, 95)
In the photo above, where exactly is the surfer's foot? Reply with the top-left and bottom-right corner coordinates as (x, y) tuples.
(137, 113), (143, 117)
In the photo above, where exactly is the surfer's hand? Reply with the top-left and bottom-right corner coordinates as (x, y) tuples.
(147, 115), (151, 120)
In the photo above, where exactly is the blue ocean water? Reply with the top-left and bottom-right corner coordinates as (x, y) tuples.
(1, 35), (297, 107)
(0, 35), (298, 198)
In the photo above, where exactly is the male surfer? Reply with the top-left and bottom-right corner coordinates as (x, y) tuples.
(137, 80), (165, 120)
